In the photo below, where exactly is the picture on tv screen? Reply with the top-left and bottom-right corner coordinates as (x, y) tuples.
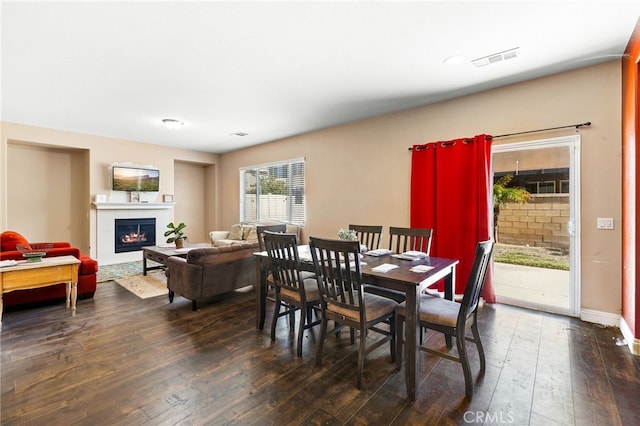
(112, 166), (160, 192)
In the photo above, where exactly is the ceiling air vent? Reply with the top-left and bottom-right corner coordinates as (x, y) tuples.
(472, 47), (520, 68)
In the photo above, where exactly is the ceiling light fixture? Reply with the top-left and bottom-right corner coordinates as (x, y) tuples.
(472, 47), (520, 68)
(162, 118), (184, 130)
(443, 55), (465, 65)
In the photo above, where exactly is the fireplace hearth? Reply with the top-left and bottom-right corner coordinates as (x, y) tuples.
(115, 218), (156, 253)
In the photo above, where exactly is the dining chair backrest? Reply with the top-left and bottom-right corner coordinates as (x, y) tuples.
(309, 236), (365, 318)
(348, 224), (383, 251)
(263, 231), (307, 298)
(458, 239), (494, 326)
(256, 224), (288, 252)
(388, 227), (433, 254)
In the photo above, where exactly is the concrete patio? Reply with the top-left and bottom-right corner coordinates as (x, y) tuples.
(493, 262), (570, 310)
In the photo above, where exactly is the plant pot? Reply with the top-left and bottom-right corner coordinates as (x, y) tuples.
(175, 238), (185, 249)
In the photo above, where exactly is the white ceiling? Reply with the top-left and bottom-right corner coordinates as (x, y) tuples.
(2, 1), (639, 153)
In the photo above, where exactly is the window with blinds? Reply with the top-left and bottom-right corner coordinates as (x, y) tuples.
(240, 158), (305, 225)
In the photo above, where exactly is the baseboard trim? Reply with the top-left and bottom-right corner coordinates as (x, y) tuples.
(619, 317), (640, 356)
(580, 308), (620, 327)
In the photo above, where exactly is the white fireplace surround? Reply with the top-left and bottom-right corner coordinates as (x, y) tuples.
(94, 202), (173, 265)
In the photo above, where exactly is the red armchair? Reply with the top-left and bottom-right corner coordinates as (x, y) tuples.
(0, 231), (98, 307)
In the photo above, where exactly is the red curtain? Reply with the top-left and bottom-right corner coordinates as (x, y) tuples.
(410, 134), (495, 303)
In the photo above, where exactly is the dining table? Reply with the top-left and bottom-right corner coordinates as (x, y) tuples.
(254, 244), (458, 401)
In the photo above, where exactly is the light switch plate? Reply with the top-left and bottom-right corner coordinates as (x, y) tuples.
(597, 217), (614, 230)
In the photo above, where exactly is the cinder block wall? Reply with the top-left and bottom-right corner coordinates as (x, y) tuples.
(496, 196), (569, 248)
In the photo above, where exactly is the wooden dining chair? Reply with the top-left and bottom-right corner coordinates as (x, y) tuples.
(257, 223), (289, 314)
(365, 226), (435, 303)
(257, 224), (287, 252)
(263, 231), (321, 357)
(395, 239), (494, 398)
(309, 236), (398, 389)
(348, 224), (383, 251)
(388, 226), (433, 254)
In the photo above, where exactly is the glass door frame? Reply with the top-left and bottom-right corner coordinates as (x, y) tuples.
(492, 135), (581, 317)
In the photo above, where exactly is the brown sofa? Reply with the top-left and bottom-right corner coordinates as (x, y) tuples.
(165, 241), (259, 310)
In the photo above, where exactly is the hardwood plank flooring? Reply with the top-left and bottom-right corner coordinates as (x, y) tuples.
(2, 281), (639, 425)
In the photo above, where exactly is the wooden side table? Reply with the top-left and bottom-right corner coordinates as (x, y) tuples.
(0, 255), (81, 326)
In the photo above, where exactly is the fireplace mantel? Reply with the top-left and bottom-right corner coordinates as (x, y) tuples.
(93, 202), (174, 210)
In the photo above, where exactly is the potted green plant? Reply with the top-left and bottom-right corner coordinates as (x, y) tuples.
(165, 222), (187, 248)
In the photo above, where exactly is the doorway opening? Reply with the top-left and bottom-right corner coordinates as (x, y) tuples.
(492, 136), (580, 316)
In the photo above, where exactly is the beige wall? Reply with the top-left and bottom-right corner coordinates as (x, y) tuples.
(6, 143), (89, 250)
(174, 160), (210, 244)
(0, 60), (623, 316)
(0, 122), (219, 257)
(218, 61), (622, 316)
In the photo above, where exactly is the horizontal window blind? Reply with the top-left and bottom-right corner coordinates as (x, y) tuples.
(240, 159), (305, 226)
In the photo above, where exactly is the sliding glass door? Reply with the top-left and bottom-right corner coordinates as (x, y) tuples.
(492, 136), (580, 316)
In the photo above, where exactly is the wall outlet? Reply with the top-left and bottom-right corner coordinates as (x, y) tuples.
(597, 217), (614, 230)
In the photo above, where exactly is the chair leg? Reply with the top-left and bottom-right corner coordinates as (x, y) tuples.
(472, 322), (486, 374)
(297, 304), (306, 357)
(271, 298), (281, 341)
(356, 327), (366, 389)
(289, 307), (296, 333)
(456, 331), (473, 398)
(192, 300), (197, 311)
(395, 314), (403, 371)
(168, 290), (174, 303)
(316, 312), (328, 367)
(389, 313), (396, 363)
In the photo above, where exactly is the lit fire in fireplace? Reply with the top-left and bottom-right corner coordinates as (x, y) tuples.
(120, 232), (147, 244)
(114, 218), (156, 253)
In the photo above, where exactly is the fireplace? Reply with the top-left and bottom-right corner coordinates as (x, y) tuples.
(115, 218), (156, 253)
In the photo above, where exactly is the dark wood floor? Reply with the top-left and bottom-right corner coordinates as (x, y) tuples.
(2, 282), (639, 425)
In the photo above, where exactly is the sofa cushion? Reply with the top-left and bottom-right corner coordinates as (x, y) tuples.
(1, 231), (31, 252)
(228, 224), (244, 241)
(244, 225), (258, 241)
(212, 239), (245, 247)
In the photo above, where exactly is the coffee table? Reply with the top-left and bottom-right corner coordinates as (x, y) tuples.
(0, 255), (81, 326)
(142, 243), (210, 275)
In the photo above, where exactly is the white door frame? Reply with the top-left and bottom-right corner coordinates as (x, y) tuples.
(492, 135), (581, 317)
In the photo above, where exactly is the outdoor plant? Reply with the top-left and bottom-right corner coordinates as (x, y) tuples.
(165, 222), (187, 248)
(493, 174), (531, 242)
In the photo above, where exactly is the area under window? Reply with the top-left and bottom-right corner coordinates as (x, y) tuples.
(240, 158), (305, 225)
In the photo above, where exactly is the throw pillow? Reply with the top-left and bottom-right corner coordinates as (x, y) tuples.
(1, 231), (31, 252)
(243, 225), (258, 241)
(228, 224), (244, 241)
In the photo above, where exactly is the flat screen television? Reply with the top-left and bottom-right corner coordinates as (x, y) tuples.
(112, 166), (160, 192)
